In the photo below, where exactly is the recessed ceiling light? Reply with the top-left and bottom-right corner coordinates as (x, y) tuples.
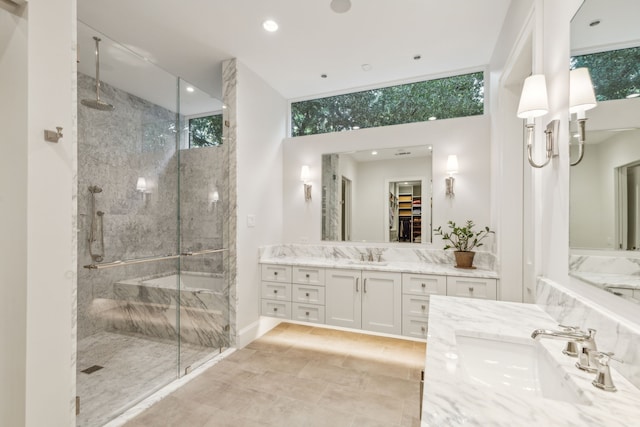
(627, 93), (640, 99)
(361, 64), (372, 71)
(262, 20), (279, 32)
(371, 151), (377, 155)
(589, 19), (601, 27)
(428, 116), (437, 121)
(428, 146), (433, 150)
(330, 0), (351, 13)
(222, 105), (227, 109)
(186, 86), (194, 93)
(413, 55), (422, 60)
(321, 74), (328, 79)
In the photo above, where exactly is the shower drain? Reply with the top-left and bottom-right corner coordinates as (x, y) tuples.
(81, 365), (104, 374)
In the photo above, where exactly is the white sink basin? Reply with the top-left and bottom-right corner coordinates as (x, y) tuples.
(455, 332), (590, 405)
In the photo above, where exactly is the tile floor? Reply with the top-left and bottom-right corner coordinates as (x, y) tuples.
(77, 331), (218, 427)
(124, 323), (426, 427)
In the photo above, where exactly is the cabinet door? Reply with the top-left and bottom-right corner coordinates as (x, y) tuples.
(325, 269), (361, 329)
(361, 271), (402, 335)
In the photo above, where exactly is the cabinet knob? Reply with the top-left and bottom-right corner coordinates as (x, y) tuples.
(421, 326), (426, 332)
(305, 292), (310, 297)
(421, 305), (426, 310)
(468, 287), (474, 292)
(273, 289), (278, 294)
(273, 307), (278, 312)
(305, 311), (310, 316)
(274, 271), (278, 276)
(305, 273), (310, 278)
(421, 283), (426, 288)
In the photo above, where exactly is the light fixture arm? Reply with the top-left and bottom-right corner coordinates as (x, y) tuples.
(525, 119), (559, 169)
(570, 117), (587, 166)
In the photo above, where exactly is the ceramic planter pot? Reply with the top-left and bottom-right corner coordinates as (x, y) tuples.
(454, 251), (475, 269)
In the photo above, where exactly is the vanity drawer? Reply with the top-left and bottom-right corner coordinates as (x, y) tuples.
(261, 299), (291, 319)
(446, 276), (497, 300)
(261, 264), (292, 283)
(292, 283), (325, 305)
(292, 303), (325, 324)
(293, 266), (325, 285)
(402, 273), (447, 296)
(402, 316), (429, 339)
(261, 281), (292, 301)
(402, 294), (430, 318)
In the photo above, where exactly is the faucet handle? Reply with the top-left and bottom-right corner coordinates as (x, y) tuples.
(588, 351), (623, 392)
(558, 325), (581, 357)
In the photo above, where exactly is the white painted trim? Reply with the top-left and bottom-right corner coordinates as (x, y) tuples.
(236, 317), (282, 348)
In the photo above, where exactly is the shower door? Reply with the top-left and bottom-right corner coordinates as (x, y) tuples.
(76, 22), (230, 427)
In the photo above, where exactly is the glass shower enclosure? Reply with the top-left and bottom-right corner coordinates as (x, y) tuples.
(76, 21), (230, 426)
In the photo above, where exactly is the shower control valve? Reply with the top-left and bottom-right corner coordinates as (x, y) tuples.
(44, 126), (63, 143)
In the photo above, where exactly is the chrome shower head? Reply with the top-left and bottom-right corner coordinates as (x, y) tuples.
(81, 36), (114, 111)
(81, 98), (114, 111)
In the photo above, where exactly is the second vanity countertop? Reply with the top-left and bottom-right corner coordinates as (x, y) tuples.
(422, 296), (639, 426)
(259, 257), (499, 279)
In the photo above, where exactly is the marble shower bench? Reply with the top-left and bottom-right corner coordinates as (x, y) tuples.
(258, 244), (499, 339)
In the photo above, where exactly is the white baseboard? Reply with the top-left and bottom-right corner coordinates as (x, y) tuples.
(236, 316), (282, 348)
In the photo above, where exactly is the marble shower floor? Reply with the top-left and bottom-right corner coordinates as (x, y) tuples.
(124, 323), (427, 427)
(76, 331), (218, 427)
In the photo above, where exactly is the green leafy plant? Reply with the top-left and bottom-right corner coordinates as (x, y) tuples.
(433, 220), (494, 252)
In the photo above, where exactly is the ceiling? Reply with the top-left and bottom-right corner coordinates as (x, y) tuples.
(77, 0), (512, 102)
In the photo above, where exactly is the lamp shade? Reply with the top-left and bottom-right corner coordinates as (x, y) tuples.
(136, 177), (146, 192)
(517, 74), (549, 119)
(300, 165), (310, 183)
(446, 155), (458, 174)
(570, 68), (597, 115)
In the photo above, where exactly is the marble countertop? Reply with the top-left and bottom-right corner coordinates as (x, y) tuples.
(422, 296), (640, 426)
(259, 257), (498, 279)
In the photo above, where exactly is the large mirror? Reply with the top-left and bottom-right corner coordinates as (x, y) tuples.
(569, 0), (640, 303)
(321, 145), (433, 243)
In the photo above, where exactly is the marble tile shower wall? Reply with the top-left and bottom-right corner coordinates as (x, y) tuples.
(179, 146), (227, 274)
(537, 278), (640, 389)
(77, 73), (228, 340)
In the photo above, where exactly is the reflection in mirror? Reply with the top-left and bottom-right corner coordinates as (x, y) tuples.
(569, 0), (640, 304)
(322, 146), (432, 243)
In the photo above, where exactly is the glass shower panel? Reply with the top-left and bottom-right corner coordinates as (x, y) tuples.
(76, 21), (181, 426)
(177, 79), (230, 373)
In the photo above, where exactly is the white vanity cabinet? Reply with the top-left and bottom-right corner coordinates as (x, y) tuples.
(291, 266), (326, 324)
(260, 264), (293, 319)
(325, 269), (402, 335)
(401, 273), (447, 338)
(446, 276), (497, 300)
(261, 264), (326, 323)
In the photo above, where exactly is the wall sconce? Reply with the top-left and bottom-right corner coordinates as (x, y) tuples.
(136, 177), (149, 201)
(209, 189), (220, 204)
(517, 74), (559, 168)
(300, 165), (312, 201)
(445, 155), (458, 197)
(569, 67), (597, 166)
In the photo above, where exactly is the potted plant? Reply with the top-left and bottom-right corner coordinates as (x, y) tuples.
(433, 220), (494, 269)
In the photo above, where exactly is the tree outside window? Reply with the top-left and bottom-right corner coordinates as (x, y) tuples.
(189, 114), (223, 147)
(291, 71), (484, 137)
(571, 46), (640, 101)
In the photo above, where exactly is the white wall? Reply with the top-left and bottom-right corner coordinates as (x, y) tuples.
(283, 116), (491, 245)
(570, 131), (640, 248)
(0, 1), (77, 426)
(0, 5), (28, 426)
(235, 61), (287, 346)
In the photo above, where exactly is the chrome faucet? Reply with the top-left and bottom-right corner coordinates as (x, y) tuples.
(531, 327), (598, 372)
